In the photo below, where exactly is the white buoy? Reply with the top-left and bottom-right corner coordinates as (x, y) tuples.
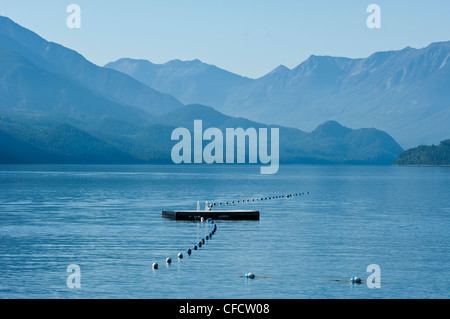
(166, 257), (172, 264)
(178, 253), (183, 259)
(152, 263), (158, 269)
(350, 276), (362, 283)
(244, 273), (255, 279)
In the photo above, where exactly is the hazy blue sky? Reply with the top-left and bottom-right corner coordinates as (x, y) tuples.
(1, 0), (450, 78)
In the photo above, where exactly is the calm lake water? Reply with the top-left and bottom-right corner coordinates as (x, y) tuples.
(0, 164), (449, 299)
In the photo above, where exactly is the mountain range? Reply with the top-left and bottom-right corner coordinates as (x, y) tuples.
(0, 104), (403, 165)
(106, 42), (450, 149)
(0, 15), (426, 165)
(0, 16), (183, 117)
(105, 58), (252, 112)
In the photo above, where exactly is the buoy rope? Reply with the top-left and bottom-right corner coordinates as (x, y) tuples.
(238, 274), (388, 284)
(153, 218), (217, 270)
(207, 191), (310, 209)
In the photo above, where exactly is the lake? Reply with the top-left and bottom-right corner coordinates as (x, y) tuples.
(0, 164), (449, 299)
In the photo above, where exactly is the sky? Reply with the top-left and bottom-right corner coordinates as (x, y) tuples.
(1, 0), (450, 78)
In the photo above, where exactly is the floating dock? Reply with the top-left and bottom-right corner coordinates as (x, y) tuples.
(162, 210), (260, 221)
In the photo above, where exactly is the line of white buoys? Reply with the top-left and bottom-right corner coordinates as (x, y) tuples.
(239, 274), (386, 286)
(208, 192), (310, 209)
(153, 218), (217, 270)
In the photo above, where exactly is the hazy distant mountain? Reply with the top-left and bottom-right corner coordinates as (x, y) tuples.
(158, 105), (404, 165)
(0, 104), (403, 165)
(0, 16), (403, 165)
(0, 15), (183, 115)
(0, 48), (150, 125)
(222, 43), (450, 148)
(108, 42), (450, 148)
(105, 58), (252, 108)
